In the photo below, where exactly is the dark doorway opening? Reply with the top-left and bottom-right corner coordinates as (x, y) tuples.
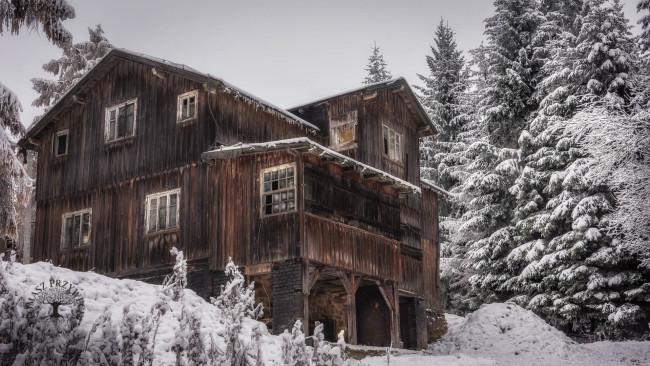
(399, 297), (417, 349)
(356, 285), (391, 347)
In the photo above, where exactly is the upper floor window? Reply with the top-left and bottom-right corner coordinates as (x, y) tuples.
(177, 90), (198, 122)
(105, 99), (136, 142)
(330, 110), (357, 148)
(146, 189), (180, 233)
(54, 130), (68, 157)
(382, 125), (402, 162)
(261, 164), (296, 216)
(62, 209), (91, 249)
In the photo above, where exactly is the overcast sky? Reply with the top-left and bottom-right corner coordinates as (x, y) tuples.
(0, 0), (644, 128)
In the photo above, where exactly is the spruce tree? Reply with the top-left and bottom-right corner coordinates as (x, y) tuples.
(506, 0), (648, 336)
(363, 42), (392, 84)
(31, 24), (112, 113)
(639, 0), (650, 51)
(453, 0), (545, 310)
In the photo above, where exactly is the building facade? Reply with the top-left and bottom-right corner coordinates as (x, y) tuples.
(18, 49), (444, 349)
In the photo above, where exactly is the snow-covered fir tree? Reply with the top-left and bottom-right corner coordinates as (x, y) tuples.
(639, 0), (650, 50)
(0, 0), (75, 48)
(363, 43), (392, 84)
(504, 0), (649, 335)
(31, 24), (112, 114)
(451, 0), (545, 311)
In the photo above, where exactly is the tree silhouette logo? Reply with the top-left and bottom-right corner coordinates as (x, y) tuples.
(26, 279), (85, 335)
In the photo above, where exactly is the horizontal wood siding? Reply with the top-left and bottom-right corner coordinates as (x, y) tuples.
(303, 213), (400, 281)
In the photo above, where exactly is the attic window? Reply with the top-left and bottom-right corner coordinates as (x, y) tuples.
(105, 99), (136, 142)
(61, 209), (91, 249)
(382, 125), (402, 162)
(178, 90), (198, 122)
(261, 163), (296, 216)
(54, 130), (68, 157)
(330, 110), (357, 148)
(146, 189), (180, 233)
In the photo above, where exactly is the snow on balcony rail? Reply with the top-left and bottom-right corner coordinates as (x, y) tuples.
(201, 137), (421, 194)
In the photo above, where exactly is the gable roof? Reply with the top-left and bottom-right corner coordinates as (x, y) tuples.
(18, 48), (320, 148)
(287, 77), (438, 137)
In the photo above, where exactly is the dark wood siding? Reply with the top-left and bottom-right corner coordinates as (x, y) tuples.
(421, 187), (441, 309)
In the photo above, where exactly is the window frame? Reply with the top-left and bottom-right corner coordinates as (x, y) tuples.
(382, 124), (402, 162)
(145, 188), (181, 234)
(105, 98), (137, 143)
(177, 90), (199, 123)
(260, 163), (297, 217)
(53, 129), (69, 157)
(330, 110), (358, 148)
(61, 208), (92, 250)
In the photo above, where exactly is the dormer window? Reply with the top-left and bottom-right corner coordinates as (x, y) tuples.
(54, 130), (68, 157)
(382, 125), (402, 162)
(105, 99), (136, 142)
(330, 110), (357, 149)
(177, 90), (198, 122)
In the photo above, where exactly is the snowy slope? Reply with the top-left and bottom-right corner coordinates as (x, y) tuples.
(5, 261), (285, 365)
(360, 303), (650, 366)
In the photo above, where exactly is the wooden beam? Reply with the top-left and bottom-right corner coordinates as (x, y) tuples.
(362, 91), (377, 100)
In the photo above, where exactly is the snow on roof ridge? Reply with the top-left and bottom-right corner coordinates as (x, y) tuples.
(286, 77), (405, 111)
(205, 137), (421, 193)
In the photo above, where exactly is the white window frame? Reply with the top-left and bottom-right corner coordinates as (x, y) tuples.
(145, 188), (180, 234)
(61, 208), (92, 249)
(105, 98), (137, 143)
(261, 163), (297, 217)
(177, 90), (198, 123)
(53, 129), (69, 157)
(330, 110), (358, 147)
(382, 125), (402, 162)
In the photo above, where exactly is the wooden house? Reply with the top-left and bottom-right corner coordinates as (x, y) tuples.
(18, 48), (444, 349)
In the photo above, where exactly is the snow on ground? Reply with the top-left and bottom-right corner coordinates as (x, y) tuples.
(359, 303), (650, 366)
(6, 261), (285, 365)
(6, 262), (650, 365)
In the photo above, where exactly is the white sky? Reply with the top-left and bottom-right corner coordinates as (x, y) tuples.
(0, 0), (644, 128)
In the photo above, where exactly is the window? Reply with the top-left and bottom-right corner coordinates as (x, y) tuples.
(330, 110), (357, 147)
(61, 209), (91, 249)
(177, 90), (198, 122)
(146, 189), (180, 233)
(382, 125), (402, 162)
(261, 164), (296, 216)
(105, 99), (137, 142)
(54, 130), (68, 157)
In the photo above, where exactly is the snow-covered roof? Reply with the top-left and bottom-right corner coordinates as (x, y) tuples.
(19, 48), (319, 147)
(287, 77), (438, 136)
(201, 137), (421, 194)
(421, 179), (451, 197)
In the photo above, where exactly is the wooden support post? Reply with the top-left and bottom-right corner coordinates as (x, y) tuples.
(302, 264), (323, 336)
(376, 281), (401, 348)
(339, 271), (363, 345)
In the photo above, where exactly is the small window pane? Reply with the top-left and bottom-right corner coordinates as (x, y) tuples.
(81, 213), (90, 245)
(287, 168), (294, 177)
(264, 172), (271, 182)
(149, 198), (158, 232)
(118, 113), (126, 138)
(189, 101), (195, 118)
(109, 118), (116, 140)
(64, 217), (73, 249)
(264, 182), (271, 192)
(279, 169), (286, 179)
(159, 196), (167, 230)
(73, 215), (81, 247)
(169, 194), (178, 228)
(126, 114), (134, 136)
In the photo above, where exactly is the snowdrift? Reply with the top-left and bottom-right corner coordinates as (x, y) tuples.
(4, 261), (284, 365)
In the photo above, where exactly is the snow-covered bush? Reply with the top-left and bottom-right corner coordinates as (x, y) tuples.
(281, 320), (309, 366)
(0, 252), (28, 364)
(212, 258), (263, 365)
(163, 247), (187, 301)
(312, 321), (346, 366)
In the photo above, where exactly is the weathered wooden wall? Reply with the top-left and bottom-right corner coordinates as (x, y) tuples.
(421, 187), (441, 310)
(35, 57), (320, 203)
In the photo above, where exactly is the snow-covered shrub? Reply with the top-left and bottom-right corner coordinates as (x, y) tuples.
(0, 252), (28, 364)
(163, 247), (187, 302)
(186, 308), (207, 366)
(212, 258), (263, 365)
(312, 321), (346, 366)
(83, 309), (121, 365)
(281, 320), (309, 366)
